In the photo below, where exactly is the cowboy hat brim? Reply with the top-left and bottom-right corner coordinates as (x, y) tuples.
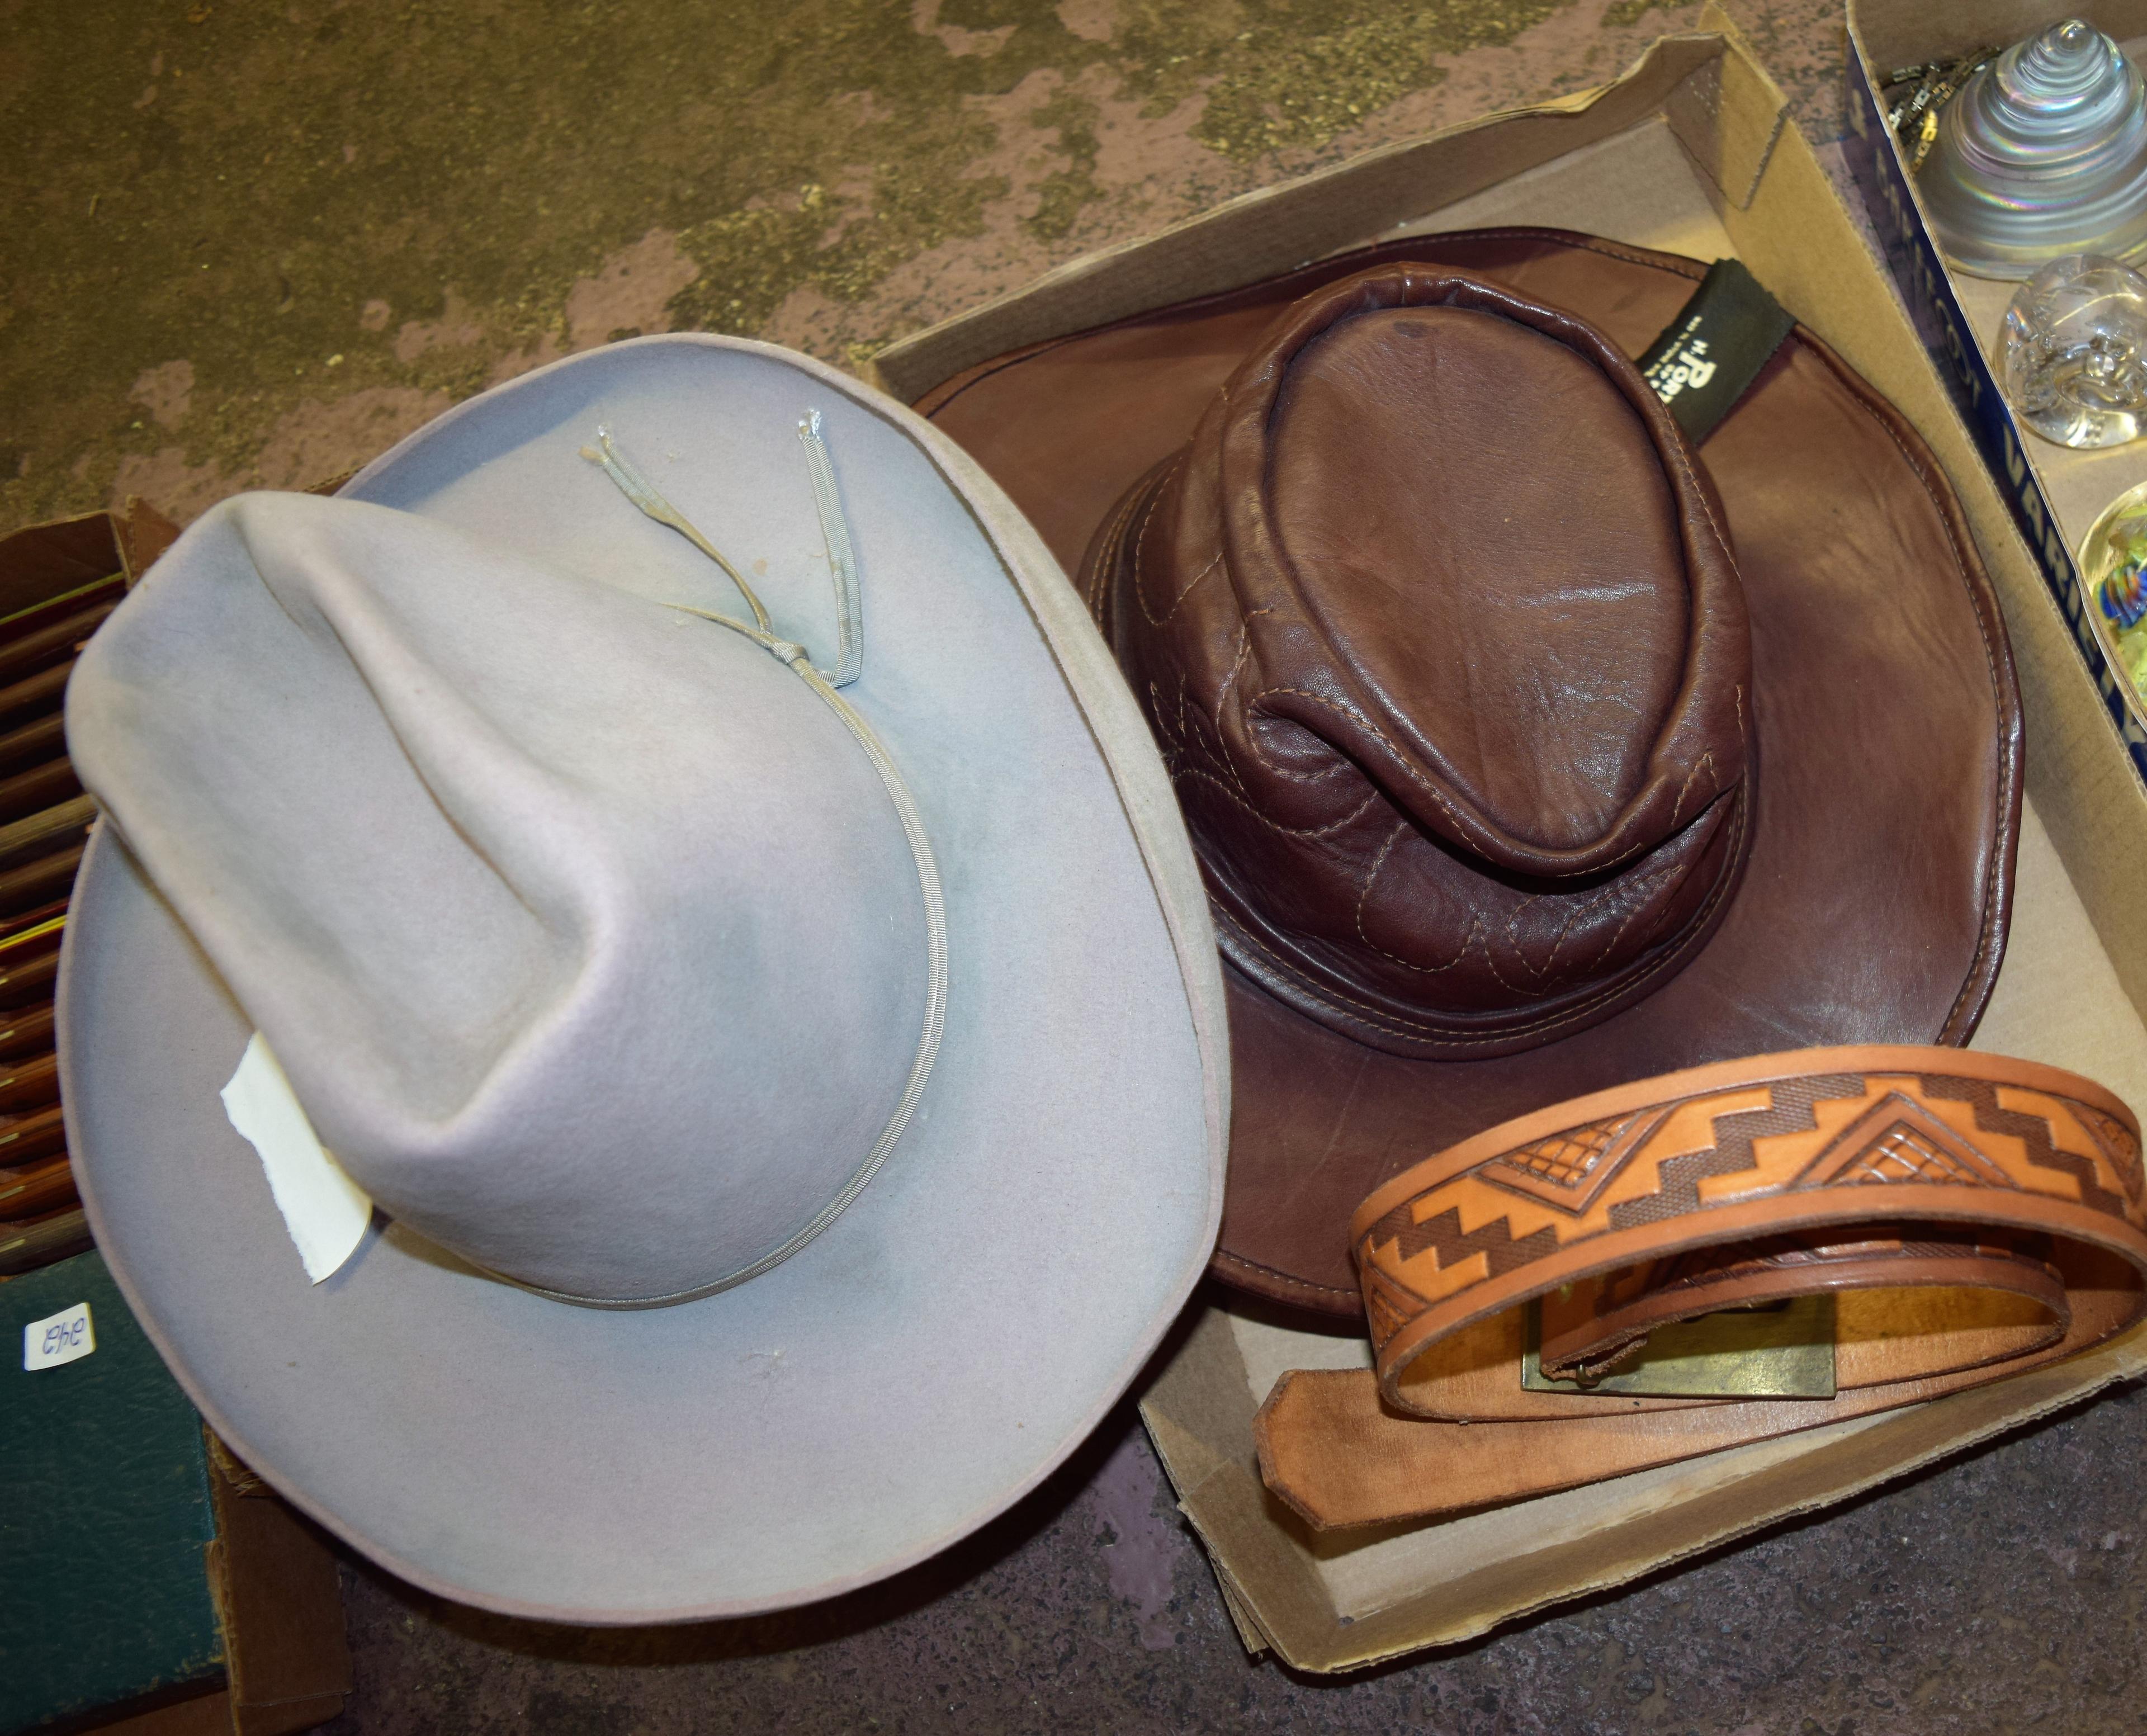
(914, 230), (2020, 1317)
(60, 335), (1228, 1620)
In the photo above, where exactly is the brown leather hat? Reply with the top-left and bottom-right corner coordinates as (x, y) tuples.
(916, 230), (2022, 1318)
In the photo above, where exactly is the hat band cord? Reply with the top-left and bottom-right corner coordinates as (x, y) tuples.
(582, 419), (864, 690)
(521, 420), (948, 1311)
(796, 409), (864, 688)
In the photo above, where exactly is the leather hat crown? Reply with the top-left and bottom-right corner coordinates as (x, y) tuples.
(1086, 266), (1756, 1059)
(923, 226), (2019, 1317)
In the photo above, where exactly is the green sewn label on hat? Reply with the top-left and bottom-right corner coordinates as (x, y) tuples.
(1637, 258), (1797, 442)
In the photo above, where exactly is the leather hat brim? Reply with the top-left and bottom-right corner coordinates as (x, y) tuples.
(59, 335), (1229, 1619)
(915, 230), (2022, 1318)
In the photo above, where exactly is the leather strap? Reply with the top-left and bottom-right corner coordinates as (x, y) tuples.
(1255, 1046), (2147, 1529)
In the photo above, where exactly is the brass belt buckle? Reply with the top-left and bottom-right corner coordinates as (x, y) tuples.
(1521, 1294), (1837, 1398)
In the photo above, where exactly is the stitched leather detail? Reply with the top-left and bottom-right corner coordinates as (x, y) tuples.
(1809, 347), (2018, 1046)
(1204, 783), (1749, 1053)
(1086, 263), (1757, 1059)
(1130, 456), (1212, 626)
(1208, 1244), (1357, 1300)
(916, 223), (2027, 1322)
(937, 224), (2017, 1068)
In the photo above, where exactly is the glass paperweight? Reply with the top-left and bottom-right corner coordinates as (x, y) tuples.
(1999, 253), (2147, 447)
(1921, 20), (2147, 278)
(2078, 483), (2147, 723)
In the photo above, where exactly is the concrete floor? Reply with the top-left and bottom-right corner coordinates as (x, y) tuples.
(6, 0), (1843, 531)
(323, 1366), (2147, 1733)
(15, 1), (2144, 1731)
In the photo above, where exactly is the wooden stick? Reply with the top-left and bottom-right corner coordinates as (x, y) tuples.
(0, 1153), (74, 1221)
(0, 601), (116, 688)
(0, 846), (83, 919)
(0, 1206), (88, 1276)
(0, 1051), (59, 1115)
(0, 659), (74, 724)
(0, 759), (81, 828)
(0, 712), (65, 777)
(0, 1105), (68, 1167)
(0, 1005), (56, 1058)
(0, 795), (94, 870)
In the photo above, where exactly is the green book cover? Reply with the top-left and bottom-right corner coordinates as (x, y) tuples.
(0, 1251), (224, 1734)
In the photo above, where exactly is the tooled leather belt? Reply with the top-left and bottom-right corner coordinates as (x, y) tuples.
(1255, 1047), (2147, 1529)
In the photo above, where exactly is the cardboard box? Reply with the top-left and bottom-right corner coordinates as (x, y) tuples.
(1844, 3), (2147, 867)
(877, 10), (2147, 1671)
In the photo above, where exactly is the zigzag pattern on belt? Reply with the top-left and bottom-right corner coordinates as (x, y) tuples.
(2078, 1104), (2146, 1203)
(1363, 1076), (1866, 1279)
(1918, 1073), (2134, 1217)
(1359, 1196), (1562, 1281)
(1605, 1073), (1868, 1231)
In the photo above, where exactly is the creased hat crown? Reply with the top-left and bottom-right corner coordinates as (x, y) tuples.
(66, 490), (928, 1303)
(1084, 265), (1756, 1058)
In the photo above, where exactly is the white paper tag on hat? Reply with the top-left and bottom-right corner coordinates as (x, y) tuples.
(23, 1300), (94, 1370)
(221, 1033), (373, 1284)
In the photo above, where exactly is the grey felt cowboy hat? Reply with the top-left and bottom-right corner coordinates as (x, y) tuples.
(57, 333), (1228, 1621)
